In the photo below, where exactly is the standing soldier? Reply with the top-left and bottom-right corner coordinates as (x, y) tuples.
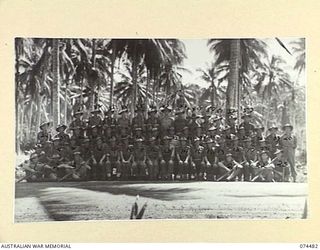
(106, 136), (121, 180)
(159, 136), (175, 180)
(279, 123), (297, 182)
(119, 135), (133, 180)
(266, 125), (280, 158)
(174, 109), (188, 136)
(175, 137), (191, 180)
(190, 137), (206, 180)
(69, 111), (85, 136)
(54, 124), (70, 145)
(146, 137), (161, 180)
(132, 106), (146, 131)
(90, 137), (107, 180)
(37, 121), (52, 145)
(273, 148), (290, 182)
(239, 113), (255, 137)
(132, 138), (147, 180)
(159, 106), (174, 136)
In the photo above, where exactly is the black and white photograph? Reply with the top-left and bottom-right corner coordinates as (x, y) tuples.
(14, 38), (307, 222)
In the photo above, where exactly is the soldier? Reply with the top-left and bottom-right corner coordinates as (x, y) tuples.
(119, 135), (134, 180)
(89, 125), (100, 141)
(279, 123), (297, 182)
(217, 153), (235, 181)
(212, 115), (223, 135)
(230, 135), (244, 163)
(207, 126), (218, 141)
(174, 109), (188, 136)
(237, 126), (246, 147)
(273, 149), (290, 182)
(70, 126), (84, 146)
(146, 137), (161, 180)
(54, 124), (70, 145)
(193, 123), (206, 145)
(190, 137), (206, 180)
(133, 127), (145, 142)
(167, 126), (179, 148)
(182, 126), (193, 146)
(251, 151), (275, 182)
(227, 114), (238, 135)
(266, 125), (280, 158)
(103, 125), (114, 145)
(80, 137), (92, 164)
(132, 138), (147, 179)
(159, 106), (174, 136)
(242, 137), (258, 181)
(106, 136), (121, 180)
(118, 107), (130, 130)
(223, 125), (233, 148)
(69, 111), (86, 136)
(88, 109), (103, 137)
(159, 136), (175, 180)
(146, 107), (160, 130)
(90, 137), (107, 180)
(132, 106), (145, 130)
(51, 137), (63, 156)
(239, 113), (255, 137)
(62, 151), (91, 181)
(37, 121), (52, 145)
(204, 138), (219, 181)
(103, 107), (118, 127)
(175, 137), (191, 180)
(23, 153), (57, 182)
(252, 125), (265, 148)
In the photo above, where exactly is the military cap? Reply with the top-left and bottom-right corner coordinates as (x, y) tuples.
(282, 123), (293, 131)
(135, 138), (144, 142)
(213, 116), (222, 122)
(134, 127), (142, 131)
(255, 125), (265, 131)
(206, 138), (214, 143)
(175, 109), (184, 115)
(179, 136), (187, 141)
(268, 125), (278, 130)
(243, 137), (252, 142)
(152, 127), (159, 131)
(56, 124), (67, 131)
(238, 126), (245, 130)
(183, 126), (189, 131)
(110, 136), (117, 142)
(214, 135), (221, 140)
(225, 153), (233, 157)
(163, 136), (172, 140)
(241, 113), (251, 118)
(52, 137), (60, 142)
(39, 121), (51, 129)
(259, 150), (269, 155)
(51, 154), (61, 159)
(73, 151), (81, 155)
(193, 137), (200, 142)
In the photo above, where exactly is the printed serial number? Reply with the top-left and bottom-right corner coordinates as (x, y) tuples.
(300, 244), (319, 248)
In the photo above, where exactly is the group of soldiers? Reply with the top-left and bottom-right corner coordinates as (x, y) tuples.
(19, 104), (298, 183)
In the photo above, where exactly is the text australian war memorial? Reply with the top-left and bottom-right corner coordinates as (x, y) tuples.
(15, 38), (306, 184)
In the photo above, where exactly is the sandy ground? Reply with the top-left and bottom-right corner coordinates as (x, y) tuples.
(14, 181), (307, 222)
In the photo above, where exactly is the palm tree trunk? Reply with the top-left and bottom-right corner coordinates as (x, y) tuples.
(132, 43), (138, 119)
(15, 39), (20, 153)
(109, 42), (116, 108)
(226, 39), (240, 116)
(211, 77), (215, 107)
(52, 39), (60, 129)
(64, 80), (69, 124)
(145, 69), (150, 118)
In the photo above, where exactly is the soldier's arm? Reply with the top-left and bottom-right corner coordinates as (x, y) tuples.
(185, 148), (191, 162)
(176, 149), (181, 162)
(170, 146), (175, 159)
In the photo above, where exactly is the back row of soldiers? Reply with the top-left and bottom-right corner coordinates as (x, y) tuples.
(21, 105), (297, 182)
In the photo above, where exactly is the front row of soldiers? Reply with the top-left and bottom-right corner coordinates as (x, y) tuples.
(20, 126), (292, 183)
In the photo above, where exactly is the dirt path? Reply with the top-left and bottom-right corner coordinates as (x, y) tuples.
(15, 181), (307, 222)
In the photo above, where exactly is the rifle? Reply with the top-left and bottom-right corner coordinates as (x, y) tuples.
(251, 157), (277, 182)
(217, 160), (245, 181)
(57, 161), (90, 182)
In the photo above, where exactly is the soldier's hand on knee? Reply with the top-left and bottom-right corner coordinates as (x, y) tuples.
(179, 160), (183, 165)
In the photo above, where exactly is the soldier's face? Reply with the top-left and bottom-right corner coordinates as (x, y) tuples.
(233, 140), (239, 146)
(226, 156), (232, 162)
(261, 154), (269, 162)
(276, 152), (283, 158)
(195, 141), (200, 147)
(284, 128), (292, 134)
(181, 140), (186, 146)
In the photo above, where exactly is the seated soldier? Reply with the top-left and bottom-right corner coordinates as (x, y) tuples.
(174, 109), (188, 136)
(251, 151), (275, 182)
(69, 111), (86, 136)
(118, 107), (130, 129)
(159, 136), (175, 180)
(146, 137), (161, 180)
(70, 126), (84, 146)
(90, 137), (107, 180)
(217, 153), (236, 181)
(133, 127), (145, 141)
(132, 106), (146, 131)
(242, 137), (258, 181)
(204, 138), (219, 181)
(132, 138), (147, 180)
(190, 137), (206, 180)
(119, 136), (133, 180)
(89, 125), (101, 140)
(230, 135), (244, 164)
(176, 137), (191, 180)
(182, 126), (193, 146)
(239, 113), (255, 137)
(23, 153), (57, 182)
(159, 106), (173, 136)
(62, 151), (91, 181)
(167, 126), (179, 148)
(146, 107), (160, 130)
(273, 149), (290, 182)
(252, 125), (265, 148)
(106, 136), (121, 180)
